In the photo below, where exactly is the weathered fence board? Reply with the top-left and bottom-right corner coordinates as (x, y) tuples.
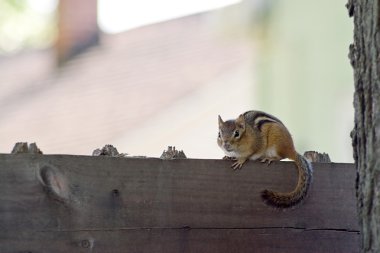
(0, 154), (359, 253)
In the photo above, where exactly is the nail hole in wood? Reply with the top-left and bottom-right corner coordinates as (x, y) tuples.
(112, 189), (120, 197)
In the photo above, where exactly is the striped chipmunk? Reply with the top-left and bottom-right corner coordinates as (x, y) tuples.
(217, 110), (312, 208)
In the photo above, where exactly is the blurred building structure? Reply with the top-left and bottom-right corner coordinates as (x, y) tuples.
(0, 0), (253, 158)
(0, 0), (354, 161)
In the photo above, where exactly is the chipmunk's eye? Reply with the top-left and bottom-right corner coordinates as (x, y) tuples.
(234, 130), (240, 138)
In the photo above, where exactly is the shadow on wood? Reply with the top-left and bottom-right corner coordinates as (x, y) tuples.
(0, 154), (359, 253)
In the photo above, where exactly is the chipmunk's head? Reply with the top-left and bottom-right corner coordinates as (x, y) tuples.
(217, 114), (246, 156)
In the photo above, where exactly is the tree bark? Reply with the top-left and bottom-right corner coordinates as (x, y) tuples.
(348, 0), (380, 252)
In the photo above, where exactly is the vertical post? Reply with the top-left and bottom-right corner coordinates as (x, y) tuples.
(347, 0), (380, 251)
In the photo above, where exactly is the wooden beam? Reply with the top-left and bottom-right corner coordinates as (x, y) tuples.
(0, 154), (359, 252)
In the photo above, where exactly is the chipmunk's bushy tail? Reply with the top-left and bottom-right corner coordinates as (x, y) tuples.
(261, 153), (312, 208)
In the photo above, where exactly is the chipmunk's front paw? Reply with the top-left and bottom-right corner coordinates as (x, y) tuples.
(231, 157), (247, 170)
(223, 156), (235, 160)
(260, 158), (274, 166)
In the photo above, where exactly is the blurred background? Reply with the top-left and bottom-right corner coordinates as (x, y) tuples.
(0, 0), (353, 161)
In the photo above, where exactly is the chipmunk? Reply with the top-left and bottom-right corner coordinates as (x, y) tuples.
(217, 110), (312, 208)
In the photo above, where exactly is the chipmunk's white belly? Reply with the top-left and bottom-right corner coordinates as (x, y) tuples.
(249, 147), (279, 161)
(249, 153), (263, 161)
(264, 147), (279, 158)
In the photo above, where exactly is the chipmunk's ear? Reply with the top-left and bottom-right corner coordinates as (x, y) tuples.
(236, 114), (246, 131)
(218, 115), (224, 126)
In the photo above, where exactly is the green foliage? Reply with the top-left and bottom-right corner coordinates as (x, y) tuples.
(0, 0), (56, 54)
(5, 0), (27, 11)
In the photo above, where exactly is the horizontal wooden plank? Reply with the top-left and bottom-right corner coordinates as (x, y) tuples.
(0, 154), (359, 252)
(0, 228), (359, 253)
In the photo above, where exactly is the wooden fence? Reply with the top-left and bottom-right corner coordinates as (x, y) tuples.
(0, 154), (359, 253)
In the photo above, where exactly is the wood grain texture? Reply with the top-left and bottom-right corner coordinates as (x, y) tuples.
(0, 154), (359, 252)
(348, 0), (380, 251)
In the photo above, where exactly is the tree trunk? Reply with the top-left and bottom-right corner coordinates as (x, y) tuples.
(347, 0), (380, 252)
